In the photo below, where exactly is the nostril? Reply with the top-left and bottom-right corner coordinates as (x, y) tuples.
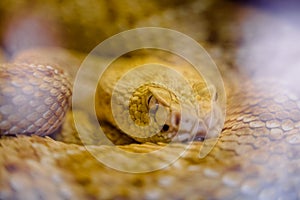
(162, 124), (169, 132)
(170, 111), (180, 128)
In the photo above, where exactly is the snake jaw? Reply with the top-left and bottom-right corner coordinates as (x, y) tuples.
(194, 119), (208, 141)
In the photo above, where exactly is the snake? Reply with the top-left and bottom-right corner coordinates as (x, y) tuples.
(1, 1), (300, 200)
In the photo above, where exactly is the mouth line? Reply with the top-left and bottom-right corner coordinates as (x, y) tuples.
(169, 118), (208, 142)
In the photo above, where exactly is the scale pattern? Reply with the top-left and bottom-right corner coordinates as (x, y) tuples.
(1, 52), (300, 199)
(0, 63), (71, 136)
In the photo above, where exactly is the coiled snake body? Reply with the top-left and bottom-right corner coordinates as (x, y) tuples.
(1, 47), (300, 200)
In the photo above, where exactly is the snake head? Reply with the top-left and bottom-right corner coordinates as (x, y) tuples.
(149, 86), (210, 142)
(129, 84), (209, 143)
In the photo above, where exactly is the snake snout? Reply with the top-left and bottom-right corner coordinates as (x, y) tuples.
(167, 109), (208, 142)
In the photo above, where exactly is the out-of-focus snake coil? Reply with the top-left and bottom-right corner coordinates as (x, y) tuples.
(0, 63), (72, 136)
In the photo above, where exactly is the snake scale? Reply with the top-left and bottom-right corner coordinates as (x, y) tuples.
(1, 0), (300, 199)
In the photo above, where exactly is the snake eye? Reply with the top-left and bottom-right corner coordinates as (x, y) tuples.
(147, 95), (153, 105)
(148, 95), (159, 114)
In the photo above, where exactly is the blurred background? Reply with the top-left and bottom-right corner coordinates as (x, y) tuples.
(0, 0), (299, 89)
(0, 0), (236, 54)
